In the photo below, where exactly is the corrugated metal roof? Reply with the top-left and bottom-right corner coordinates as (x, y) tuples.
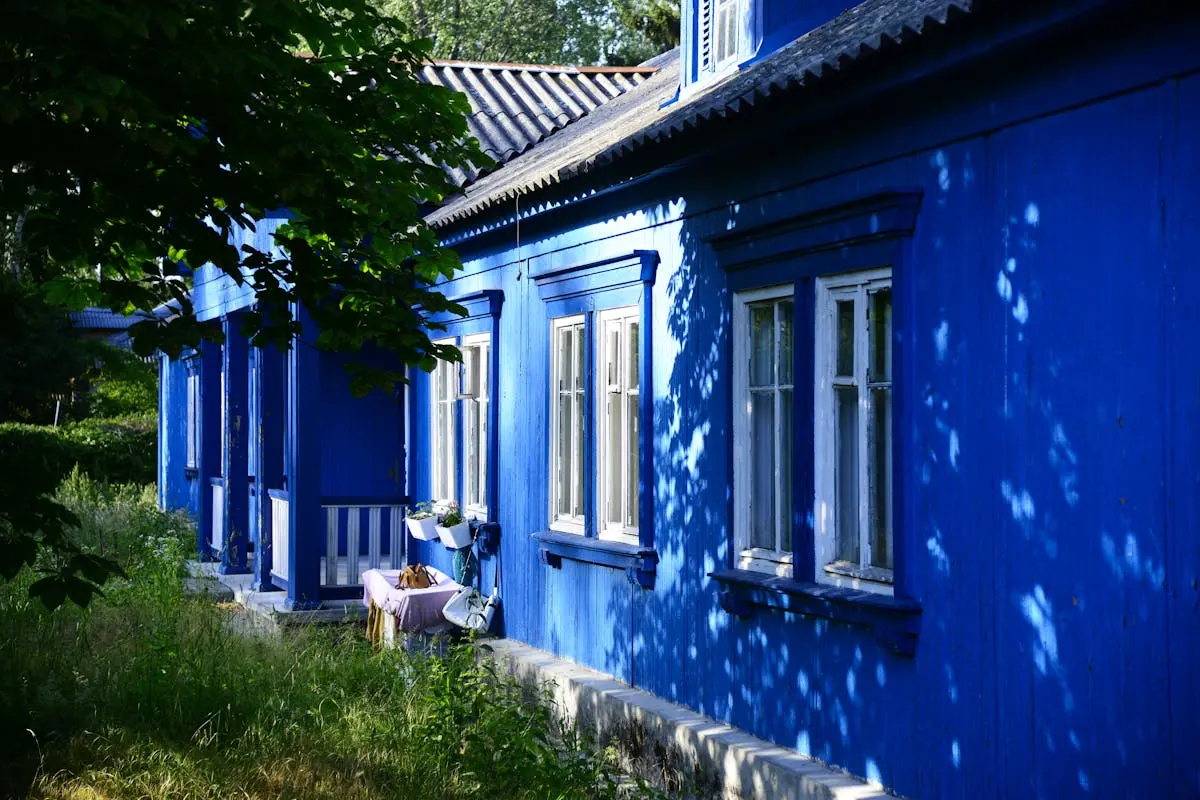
(70, 308), (142, 330)
(427, 0), (977, 228)
(418, 60), (658, 187)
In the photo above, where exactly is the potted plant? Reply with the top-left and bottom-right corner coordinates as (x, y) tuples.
(436, 502), (472, 549)
(405, 502), (439, 541)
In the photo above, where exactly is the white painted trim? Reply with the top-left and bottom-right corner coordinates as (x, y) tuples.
(430, 337), (457, 506)
(596, 305), (640, 543)
(549, 314), (586, 535)
(732, 283), (794, 577)
(461, 332), (490, 518)
(814, 267), (894, 596)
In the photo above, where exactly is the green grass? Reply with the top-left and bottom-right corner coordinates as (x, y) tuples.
(0, 474), (659, 800)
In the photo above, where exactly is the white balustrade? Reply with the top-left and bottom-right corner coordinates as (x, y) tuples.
(210, 480), (225, 555)
(270, 490), (290, 582)
(320, 502), (404, 587)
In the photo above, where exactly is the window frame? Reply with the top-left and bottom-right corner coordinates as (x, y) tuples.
(429, 336), (457, 508)
(548, 314), (587, 535)
(596, 305), (641, 545)
(732, 284), (795, 577)
(814, 267), (894, 596)
(459, 332), (491, 521)
(185, 358), (201, 471)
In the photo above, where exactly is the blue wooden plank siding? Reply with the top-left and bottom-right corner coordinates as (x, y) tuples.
(155, 1), (1200, 795)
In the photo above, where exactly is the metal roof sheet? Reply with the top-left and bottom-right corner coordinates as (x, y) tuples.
(426, 0), (976, 228)
(418, 60), (658, 187)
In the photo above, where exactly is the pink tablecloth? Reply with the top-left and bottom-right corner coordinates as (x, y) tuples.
(361, 567), (462, 632)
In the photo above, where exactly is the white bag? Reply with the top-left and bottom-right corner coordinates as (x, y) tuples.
(442, 586), (498, 633)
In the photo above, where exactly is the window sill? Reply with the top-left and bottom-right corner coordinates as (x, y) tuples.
(533, 530), (658, 589)
(709, 569), (922, 656)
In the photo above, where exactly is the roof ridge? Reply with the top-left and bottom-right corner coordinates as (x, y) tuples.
(427, 58), (658, 75)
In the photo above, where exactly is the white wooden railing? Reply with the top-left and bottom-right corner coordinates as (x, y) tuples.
(210, 478), (225, 556)
(320, 501), (405, 587)
(269, 489), (290, 582)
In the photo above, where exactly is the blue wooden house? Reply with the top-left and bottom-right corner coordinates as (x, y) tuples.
(159, 1), (1200, 795)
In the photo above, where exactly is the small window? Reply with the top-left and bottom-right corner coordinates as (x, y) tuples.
(733, 285), (794, 575)
(698, 0), (747, 75)
(597, 307), (640, 543)
(430, 338), (457, 506)
(460, 333), (490, 519)
(815, 268), (893, 593)
(186, 368), (200, 470)
(549, 315), (586, 535)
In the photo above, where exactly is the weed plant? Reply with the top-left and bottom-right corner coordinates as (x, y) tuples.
(0, 473), (660, 799)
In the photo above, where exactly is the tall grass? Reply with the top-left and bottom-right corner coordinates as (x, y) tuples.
(0, 474), (658, 799)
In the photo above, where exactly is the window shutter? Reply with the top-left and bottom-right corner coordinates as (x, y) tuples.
(698, 0), (713, 73)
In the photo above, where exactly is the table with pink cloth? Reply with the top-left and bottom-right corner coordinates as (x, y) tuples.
(361, 566), (462, 633)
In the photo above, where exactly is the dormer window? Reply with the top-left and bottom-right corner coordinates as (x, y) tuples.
(692, 0), (751, 86)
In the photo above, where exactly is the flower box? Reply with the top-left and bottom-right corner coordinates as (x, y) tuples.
(406, 515), (439, 541)
(436, 520), (472, 549)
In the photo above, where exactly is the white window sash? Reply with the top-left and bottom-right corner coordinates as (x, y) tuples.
(597, 306), (640, 544)
(549, 315), (585, 535)
(732, 283), (793, 575)
(461, 332), (490, 519)
(186, 371), (199, 469)
(430, 337), (457, 506)
(814, 268), (893, 595)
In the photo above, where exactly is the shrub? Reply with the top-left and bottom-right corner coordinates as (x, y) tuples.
(0, 413), (156, 487)
(85, 345), (158, 418)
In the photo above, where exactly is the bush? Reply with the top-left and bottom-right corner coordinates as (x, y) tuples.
(85, 345), (158, 418)
(0, 413), (156, 487)
(0, 474), (658, 800)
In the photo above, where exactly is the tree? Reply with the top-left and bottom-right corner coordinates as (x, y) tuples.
(375, 0), (679, 66)
(0, 0), (487, 607)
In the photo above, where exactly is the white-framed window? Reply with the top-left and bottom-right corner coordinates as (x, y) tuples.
(698, 0), (748, 75)
(732, 285), (794, 576)
(460, 332), (490, 519)
(549, 315), (586, 535)
(185, 367), (200, 470)
(430, 337), (457, 506)
(596, 306), (640, 543)
(815, 268), (893, 594)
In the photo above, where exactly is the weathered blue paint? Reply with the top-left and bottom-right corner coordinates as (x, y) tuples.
(284, 302), (322, 610)
(219, 314), (251, 575)
(195, 339), (222, 561)
(157, 353), (192, 512)
(157, 4), (1200, 795)
(251, 342), (284, 592)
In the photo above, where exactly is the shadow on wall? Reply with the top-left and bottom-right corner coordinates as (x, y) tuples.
(591, 116), (1181, 797)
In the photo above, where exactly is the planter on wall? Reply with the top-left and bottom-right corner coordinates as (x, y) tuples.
(406, 515), (439, 541)
(436, 521), (471, 549)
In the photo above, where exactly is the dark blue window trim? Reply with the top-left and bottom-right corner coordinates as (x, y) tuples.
(533, 250), (659, 588)
(709, 569), (922, 656)
(708, 190), (924, 646)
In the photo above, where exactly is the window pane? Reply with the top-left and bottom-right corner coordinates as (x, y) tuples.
(628, 321), (639, 390)
(836, 386), (860, 564)
(573, 390), (585, 517)
(558, 390), (572, 517)
(607, 324), (620, 388)
(606, 389), (622, 525)
(627, 393), (639, 529)
(779, 301), (793, 385)
(836, 300), (855, 377)
(574, 324), (585, 390)
(750, 305), (774, 387)
(871, 388), (893, 570)
(465, 399), (479, 504)
(750, 391), (775, 550)
(558, 327), (572, 392)
(871, 289), (892, 382)
(480, 399), (488, 508)
(780, 388), (793, 553)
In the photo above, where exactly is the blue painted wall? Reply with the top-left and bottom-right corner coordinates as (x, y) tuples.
(409, 10), (1200, 797)
(157, 353), (194, 514)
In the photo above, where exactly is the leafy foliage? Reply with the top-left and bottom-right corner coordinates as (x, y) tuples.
(0, 272), (92, 424)
(0, 481), (662, 798)
(2, 0), (486, 390)
(376, 0), (679, 66)
(85, 345), (158, 417)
